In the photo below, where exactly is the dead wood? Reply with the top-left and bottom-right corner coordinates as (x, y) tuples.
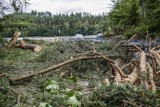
(126, 34), (138, 43)
(139, 51), (150, 88)
(147, 62), (156, 93)
(121, 63), (132, 70)
(7, 32), (21, 48)
(140, 51), (146, 73)
(120, 44), (143, 52)
(93, 51), (127, 77)
(122, 67), (138, 84)
(152, 58), (157, 74)
(103, 78), (110, 86)
(10, 54), (103, 82)
(150, 51), (160, 65)
(15, 40), (42, 52)
(113, 59), (123, 83)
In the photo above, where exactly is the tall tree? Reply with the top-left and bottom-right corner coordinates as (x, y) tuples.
(140, 0), (146, 18)
(10, 0), (30, 13)
(0, 0), (10, 17)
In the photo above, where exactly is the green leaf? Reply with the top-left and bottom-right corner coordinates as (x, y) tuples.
(38, 102), (52, 107)
(67, 96), (81, 107)
(44, 80), (59, 94)
(69, 76), (79, 83)
(66, 90), (75, 98)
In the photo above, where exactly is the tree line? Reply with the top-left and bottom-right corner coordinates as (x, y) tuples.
(0, 11), (106, 37)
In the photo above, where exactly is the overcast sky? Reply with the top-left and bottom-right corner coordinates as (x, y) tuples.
(27, 0), (112, 15)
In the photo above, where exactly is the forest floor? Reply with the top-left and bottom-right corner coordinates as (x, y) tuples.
(1, 38), (160, 107)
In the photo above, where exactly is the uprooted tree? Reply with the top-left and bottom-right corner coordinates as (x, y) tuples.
(9, 35), (160, 93)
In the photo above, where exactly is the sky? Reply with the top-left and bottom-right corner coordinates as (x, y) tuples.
(26, 0), (112, 15)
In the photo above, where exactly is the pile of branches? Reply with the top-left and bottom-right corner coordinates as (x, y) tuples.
(8, 34), (160, 93)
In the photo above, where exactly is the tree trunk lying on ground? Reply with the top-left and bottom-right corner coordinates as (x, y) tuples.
(10, 54), (103, 82)
(15, 40), (42, 52)
(7, 32), (42, 52)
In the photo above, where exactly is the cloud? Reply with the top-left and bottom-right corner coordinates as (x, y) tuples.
(27, 0), (112, 14)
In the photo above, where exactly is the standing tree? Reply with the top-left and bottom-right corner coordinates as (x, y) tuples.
(10, 0), (30, 13)
(0, 0), (10, 17)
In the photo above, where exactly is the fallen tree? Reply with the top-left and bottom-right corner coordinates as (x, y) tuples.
(15, 40), (42, 52)
(7, 32), (42, 52)
(8, 34), (160, 93)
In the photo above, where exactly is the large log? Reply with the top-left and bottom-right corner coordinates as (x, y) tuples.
(139, 51), (149, 88)
(147, 62), (156, 93)
(10, 54), (103, 82)
(140, 51), (146, 73)
(113, 59), (123, 84)
(21, 44), (42, 52)
(15, 40), (42, 52)
(7, 32), (21, 48)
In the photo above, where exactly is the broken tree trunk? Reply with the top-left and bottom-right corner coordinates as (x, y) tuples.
(147, 62), (156, 93)
(7, 32), (21, 48)
(122, 67), (138, 84)
(15, 40), (42, 52)
(113, 59), (123, 84)
(10, 54), (103, 82)
(139, 51), (149, 89)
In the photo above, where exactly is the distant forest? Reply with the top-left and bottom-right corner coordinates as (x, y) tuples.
(0, 12), (106, 37)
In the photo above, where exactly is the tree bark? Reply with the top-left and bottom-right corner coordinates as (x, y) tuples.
(122, 67), (138, 84)
(7, 32), (21, 48)
(147, 62), (156, 93)
(140, 51), (149, 88)
(15, 40), (42, 52)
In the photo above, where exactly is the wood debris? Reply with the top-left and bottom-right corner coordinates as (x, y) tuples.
(7, 31), (42, 52)
(9, 34), (160, 93)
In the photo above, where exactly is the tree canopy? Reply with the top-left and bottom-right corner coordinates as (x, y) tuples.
(108, 0), (160, 37)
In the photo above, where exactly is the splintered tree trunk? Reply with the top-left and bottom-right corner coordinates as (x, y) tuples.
(140, 51), (149, 88)
(122, 67), (138, 84)
(147, 62), (156, 93)
(113, 59), (123, 84)
(7, 32), (21, 48)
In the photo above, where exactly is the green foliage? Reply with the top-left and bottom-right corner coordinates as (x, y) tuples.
(0, 78), (16, 107)
(124, 23), (149, 37)
(69, 76), (79, 83)
(0, 12), (106, 37)
(38, 102), (52, 107)
(109, 0), (160, 37)
(44, 80), (59, 94)
(82, 84), (160, 107)
(41, 79), (81, 107)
